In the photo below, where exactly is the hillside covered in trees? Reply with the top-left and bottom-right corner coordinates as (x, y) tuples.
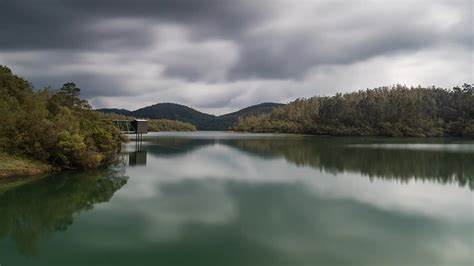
(0, 66), (122, 171)
(98, 102), (282, 130)
(234, 85), (474, 138)
(99, 112), (196, 132)
(148, 119), (196, 132)
(98, 103), (215, 130)
(210, 102), (284, 130)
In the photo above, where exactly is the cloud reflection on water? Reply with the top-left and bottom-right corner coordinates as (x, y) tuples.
(2, 134), (473, 266)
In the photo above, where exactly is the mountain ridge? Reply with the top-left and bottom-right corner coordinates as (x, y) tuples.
(97, 102), (283, 130)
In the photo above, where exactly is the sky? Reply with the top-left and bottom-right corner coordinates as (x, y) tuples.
(1, 0), (472, 114)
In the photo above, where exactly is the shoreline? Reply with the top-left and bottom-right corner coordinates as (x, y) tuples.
(2, 132), (471, 180)
(0, 153), (53, 179)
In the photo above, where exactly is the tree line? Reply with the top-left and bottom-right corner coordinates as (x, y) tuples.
(148, 119), (196, 132)
(234, 84), (474, 137)
(0, 66), (122, 169)
(100, 112), (196, 132)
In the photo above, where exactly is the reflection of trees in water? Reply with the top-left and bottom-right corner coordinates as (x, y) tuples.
(228, 139), (474, 190)
(143, 137), (473, 189)
(0, 168), (128, 255)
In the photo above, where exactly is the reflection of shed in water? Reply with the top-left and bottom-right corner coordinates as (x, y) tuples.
(129, 151), (147, 166)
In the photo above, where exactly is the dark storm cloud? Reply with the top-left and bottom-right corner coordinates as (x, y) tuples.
(0, 0), (264, 51)
(230, 25), (440, 79)
(230, 0), (473, 79)
(31, 72), (133, 98)
(0, 0), (472, 112)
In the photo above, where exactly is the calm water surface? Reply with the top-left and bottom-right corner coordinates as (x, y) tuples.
(1, 132), (473, 266)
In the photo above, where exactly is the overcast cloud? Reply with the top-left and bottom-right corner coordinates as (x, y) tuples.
(0, 0), (472, 114)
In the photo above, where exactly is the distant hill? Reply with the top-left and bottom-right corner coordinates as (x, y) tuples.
(211, 103), (284, 130)
(97, 102), (283, 130)
(133, 103), (216, 130)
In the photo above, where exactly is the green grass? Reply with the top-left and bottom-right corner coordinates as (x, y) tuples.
(0, 153), (52, 178)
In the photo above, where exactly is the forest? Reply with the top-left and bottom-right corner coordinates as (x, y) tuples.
(148, 119), (196, 132)
(234, 85), (474, 138)
(0, 66), (122, 170)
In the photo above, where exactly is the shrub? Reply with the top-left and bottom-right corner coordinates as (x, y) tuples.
(0, 66), (122, 169)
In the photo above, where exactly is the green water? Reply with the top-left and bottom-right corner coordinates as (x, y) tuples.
(1, 132), (473, 266)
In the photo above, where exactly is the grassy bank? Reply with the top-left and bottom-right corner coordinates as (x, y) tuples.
(0, 153), (52, 178)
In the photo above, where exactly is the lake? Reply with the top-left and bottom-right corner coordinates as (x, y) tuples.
(1, 132), (473, 266)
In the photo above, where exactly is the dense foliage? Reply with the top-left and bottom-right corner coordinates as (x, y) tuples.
(148, 119), (196, 132)
(98, 102), (282, 130)
(234, 85), (474, 137)
(210, 102), (283, 130)
(0, 66), (122, 169)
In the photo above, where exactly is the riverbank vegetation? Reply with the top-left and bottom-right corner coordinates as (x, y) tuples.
(0, 66), (122, 173)
(0, 153), (52, 178)
(234, 85), (474, 137)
